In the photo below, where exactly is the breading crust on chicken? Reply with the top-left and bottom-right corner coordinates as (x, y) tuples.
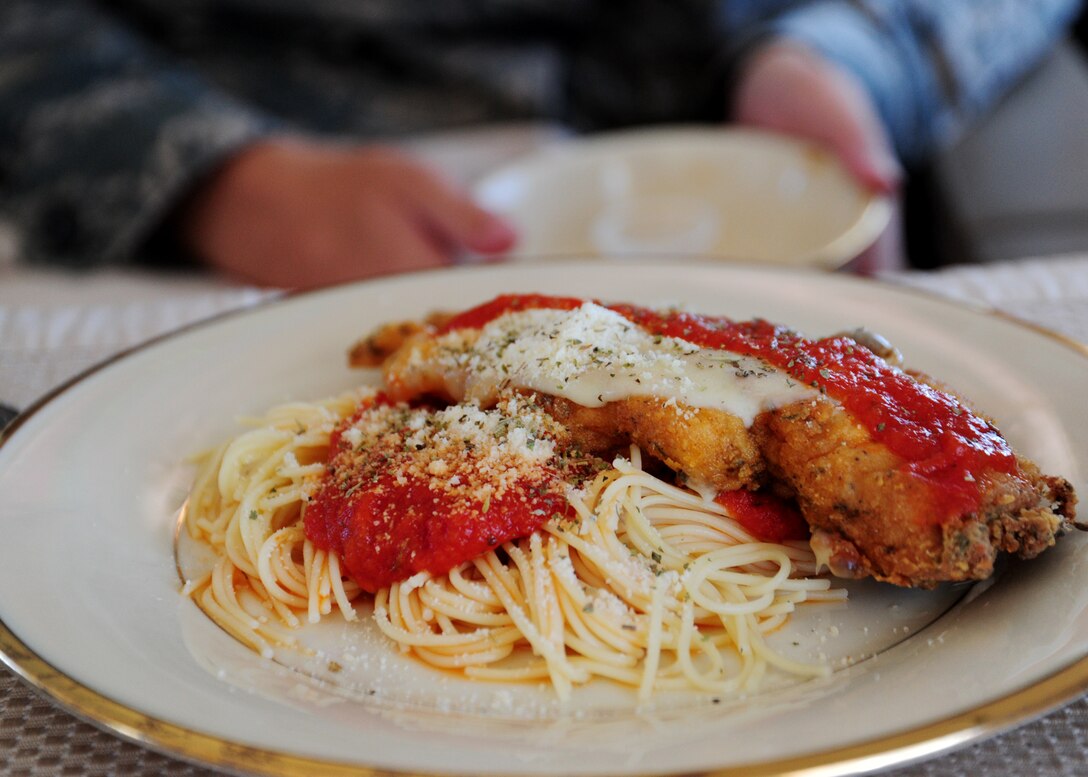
(753, 394), (1075, 587)
(349, 308), (1078, 589)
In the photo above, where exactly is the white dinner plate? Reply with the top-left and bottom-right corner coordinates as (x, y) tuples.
(473, 128), (892, 268)
(1, 260), (1086, 777)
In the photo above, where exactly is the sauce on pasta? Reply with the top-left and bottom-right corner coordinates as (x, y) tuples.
(714, 489), (809, 544)
(304, 395), (594, 592)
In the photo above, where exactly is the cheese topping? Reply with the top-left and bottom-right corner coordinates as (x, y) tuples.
(332, 396), (565, 506)
(306, 393), (604, 592)
(416, 303), (816, 425)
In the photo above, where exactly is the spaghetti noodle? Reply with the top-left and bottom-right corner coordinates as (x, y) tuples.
(182, 389), (844, 701)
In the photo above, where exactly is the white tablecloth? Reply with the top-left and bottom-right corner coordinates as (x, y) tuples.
(3, 253), (1088, 776)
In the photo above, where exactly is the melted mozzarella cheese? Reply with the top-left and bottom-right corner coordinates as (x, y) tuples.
(428, 303), (816, 426)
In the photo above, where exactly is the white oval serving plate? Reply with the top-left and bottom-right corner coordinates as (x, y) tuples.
(474, 128), (892, 268)
(0, 260), (1085, 777)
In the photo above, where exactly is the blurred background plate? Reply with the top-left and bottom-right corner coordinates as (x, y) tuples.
(474, 127), (892, 268)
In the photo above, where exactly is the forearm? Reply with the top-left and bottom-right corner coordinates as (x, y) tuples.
(753, 0), (1082, 163)
(0, 0), (274, 268)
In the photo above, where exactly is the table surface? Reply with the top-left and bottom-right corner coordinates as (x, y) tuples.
(4, 120), (1088, 774)
(2, 253), (1088, 776)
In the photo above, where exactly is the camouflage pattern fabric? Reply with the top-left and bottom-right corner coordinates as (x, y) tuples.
(0, 0), (1079, 268)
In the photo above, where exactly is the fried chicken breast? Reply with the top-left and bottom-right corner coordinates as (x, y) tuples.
(349, 296), (1078, 588)
(754, 395), (1075, 587)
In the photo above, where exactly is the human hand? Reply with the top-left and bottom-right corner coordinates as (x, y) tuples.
(732, 40), (902, 194)
(732, 40), (904, 272)
(181, 139), (517, 288)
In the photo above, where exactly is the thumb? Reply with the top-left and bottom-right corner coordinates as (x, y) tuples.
(404, 169), (519, 254)
(822, 97), (902, 194)
(462, 208), (520, 255)
(734, 41), (902, 194)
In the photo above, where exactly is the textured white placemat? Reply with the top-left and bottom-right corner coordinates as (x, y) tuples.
(886, 253), (1088, 344)
(0, 267), (273, 409)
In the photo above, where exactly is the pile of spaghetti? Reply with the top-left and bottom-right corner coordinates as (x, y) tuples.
(182, 387), (844, 701)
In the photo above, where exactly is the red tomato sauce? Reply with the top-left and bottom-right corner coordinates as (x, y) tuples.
(303, 395), (577, 593)
(305, 469), (571, 593)
(444, 294), (1020, 520)
(714, 489), (810, 543)
(438, 293), (583, 333)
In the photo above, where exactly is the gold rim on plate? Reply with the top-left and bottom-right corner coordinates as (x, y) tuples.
(1, 266), (1086, 777)
(4, 609), (1088, 777)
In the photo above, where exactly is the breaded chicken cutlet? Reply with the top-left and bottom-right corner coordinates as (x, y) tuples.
(349, 294), (1078, 589)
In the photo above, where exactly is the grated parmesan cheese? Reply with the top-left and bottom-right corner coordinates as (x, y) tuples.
(328, 394), (588, 506)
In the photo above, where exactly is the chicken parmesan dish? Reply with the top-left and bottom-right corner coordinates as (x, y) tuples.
(181, 293), (1077, 700)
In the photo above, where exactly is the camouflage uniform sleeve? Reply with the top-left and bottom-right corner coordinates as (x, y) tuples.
(0, 0), (277, 268)
(734, 0), (1082, 164)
